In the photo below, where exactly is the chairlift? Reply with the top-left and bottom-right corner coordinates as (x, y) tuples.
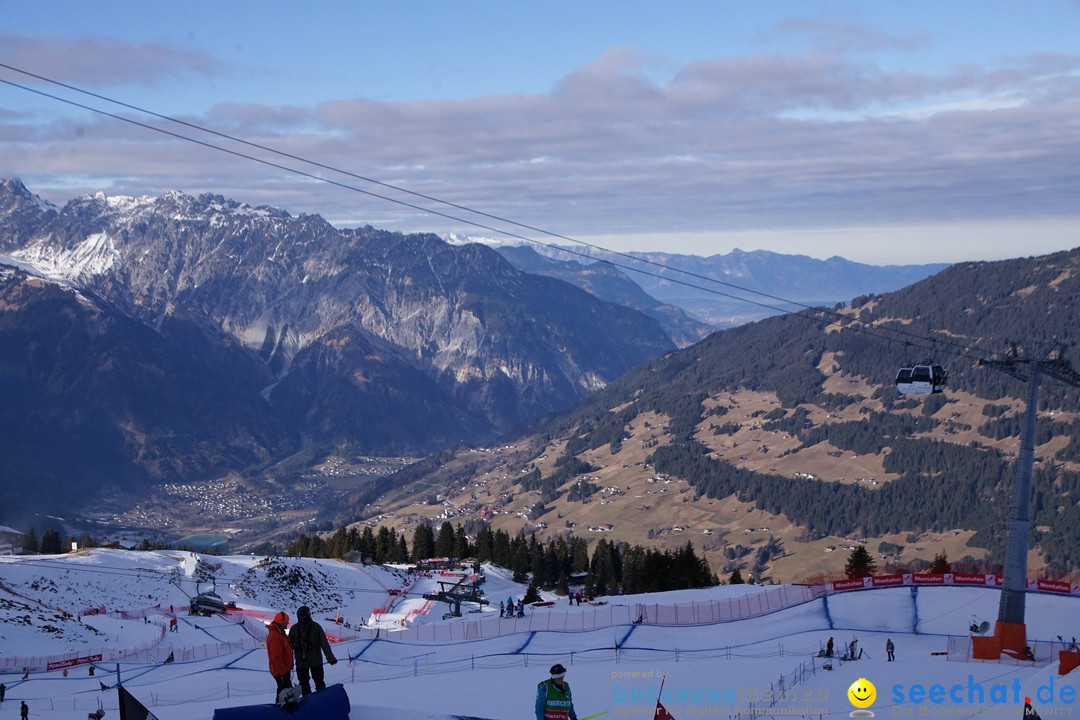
(896, 363), (947, 395)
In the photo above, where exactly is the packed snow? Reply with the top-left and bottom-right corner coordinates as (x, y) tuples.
(1, 549), (1078, 719)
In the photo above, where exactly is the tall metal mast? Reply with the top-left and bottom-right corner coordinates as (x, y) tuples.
(977, 343), (1080, 655)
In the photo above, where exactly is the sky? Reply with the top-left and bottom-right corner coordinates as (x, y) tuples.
(3, 549), (1080, 720)
(2, 2), (1080, 265)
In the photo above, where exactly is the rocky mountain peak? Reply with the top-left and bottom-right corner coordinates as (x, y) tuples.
(0, 178), (58, 247)
(0, 180), (675, 519)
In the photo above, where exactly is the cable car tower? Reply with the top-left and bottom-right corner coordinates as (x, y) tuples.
(973, 343), (1080, 660)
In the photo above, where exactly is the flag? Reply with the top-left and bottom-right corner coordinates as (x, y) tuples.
(21, 668), (29, 680)
(118, 684), (159, 720)
(163, 651), (174, 664)
(654, 673), (676, 720)
(100, 681), (110, 692)
(1024, 698), (1042, 720)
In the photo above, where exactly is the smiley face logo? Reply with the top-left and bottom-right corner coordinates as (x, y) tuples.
(848, 678), (877, 709)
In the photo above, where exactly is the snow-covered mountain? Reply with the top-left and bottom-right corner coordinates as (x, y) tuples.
(0, 179), (675, 520)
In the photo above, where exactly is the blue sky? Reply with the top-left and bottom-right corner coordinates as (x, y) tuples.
(3, 1), (1079, 264)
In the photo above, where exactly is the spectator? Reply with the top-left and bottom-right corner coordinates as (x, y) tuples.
(535, 663), (578, 720)
(289, 606), (338, 695)
(266, 611), (294, 702)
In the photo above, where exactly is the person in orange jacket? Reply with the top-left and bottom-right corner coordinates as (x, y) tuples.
(266, 611), (294, 700)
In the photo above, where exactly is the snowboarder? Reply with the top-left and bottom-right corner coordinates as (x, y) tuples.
(288, 605), (337, 696)
(0, 682), (5, 702)
(825, 637), (834, 658)
(886, 638), (895, 661)
(20, 700), (28, 720)
(266, 611), (294, 701)
(535, 663), (578, 720)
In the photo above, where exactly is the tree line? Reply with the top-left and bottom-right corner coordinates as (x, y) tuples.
(286, 521), (718, 595)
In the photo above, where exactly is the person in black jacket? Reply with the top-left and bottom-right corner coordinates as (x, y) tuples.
(288, 605), (337, 695)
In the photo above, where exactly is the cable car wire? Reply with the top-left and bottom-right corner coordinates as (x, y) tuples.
(0, 66), (856, 322)
(0, 63), (1026, 368)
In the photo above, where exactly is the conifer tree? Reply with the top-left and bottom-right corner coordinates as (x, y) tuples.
(844, 545), (877, 579)
(474, 526), (494, 561)
(930, 552), (952, 574)
(23, 527), (38, 554)
(411, 523), (435, 562)
(434, 521), (456, 558)
(39, 528), (63, 554)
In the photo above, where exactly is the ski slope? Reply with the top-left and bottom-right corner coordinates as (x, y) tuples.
(1, 549), (1078, 719)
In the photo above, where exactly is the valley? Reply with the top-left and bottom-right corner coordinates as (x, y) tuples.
(66, 356), (1076, 586)
(323, 376), (1079, 585)
(2, 181), (1078, 586)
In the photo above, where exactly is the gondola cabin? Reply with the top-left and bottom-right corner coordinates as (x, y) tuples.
(896, 364), (947, 395)
(192, 591), (226, 615)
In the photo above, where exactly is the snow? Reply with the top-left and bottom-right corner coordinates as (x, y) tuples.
(9, 232), (119, 282)
(443, 233), (526, 248)
(0, 255), (45, 277)
(104, 194), (157, 215)
(2, 549), (1078, 720)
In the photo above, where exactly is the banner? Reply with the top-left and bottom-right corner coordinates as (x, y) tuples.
(870, 574), (904, 587)
(1035, 579), (1070, 594)
(832, 578), (868, 591)
(951, 573), (990, 586)
(47, 653), (102, 671)
(910, 573), (945, 584)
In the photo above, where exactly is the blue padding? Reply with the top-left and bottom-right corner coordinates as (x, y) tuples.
(213, 684), (350, 720)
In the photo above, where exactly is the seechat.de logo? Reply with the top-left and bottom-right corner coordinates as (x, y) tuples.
(848, 678), (877, 717)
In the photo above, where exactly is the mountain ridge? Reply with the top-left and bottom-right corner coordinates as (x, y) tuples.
(0, 179), (674, 520)
(448, 232), (949, 327)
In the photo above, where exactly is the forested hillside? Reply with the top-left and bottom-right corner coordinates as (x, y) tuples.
(334, 248), (1080, 580)
(542, 249), (1080, 571)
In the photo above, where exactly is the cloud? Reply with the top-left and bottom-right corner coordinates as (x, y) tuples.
(3, 35), (1079, 261)
(774, 17), (931, 55)
(0, 33), (224, 86)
